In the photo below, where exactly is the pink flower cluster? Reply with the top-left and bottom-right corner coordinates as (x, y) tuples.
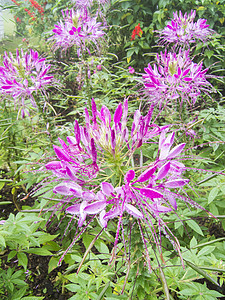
(158, 10), (214, 47)
(143, 49), (212, 109)
(49, 8), (106, 55)
(43, 99), (203, 262)
(0, 49), (54, 118)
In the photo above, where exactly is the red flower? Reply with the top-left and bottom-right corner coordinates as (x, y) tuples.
(131, 23), (143, 41)
(11, 0), (20, 6)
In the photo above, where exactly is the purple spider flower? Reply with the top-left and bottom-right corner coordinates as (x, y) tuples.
(72, 0), (110, 9)
(49, 8), (106, 55)
(143, 49), (213, 109)
(0, 49), (54, 118)
(157, 10), (215, 47)
(39, 98), (211, 267)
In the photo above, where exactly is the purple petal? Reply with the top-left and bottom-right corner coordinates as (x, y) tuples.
(167, 194), (177, 210)
(90, 138), (97, 163)
(183, 77), (192, 82)
(167, 143), (186, 159)
(66, 166), (77, 181)
(124, 203), (143, 218)
(113, 103), (123, 124)
(99, 210), (107, 228)
(104, 206), (120, 220)
(53, 145), (72, 162)
(136, 166), (157, 183)
(152, 204), (172, 213)
(139, 188), (163, 198)
(53, 183), (73, 195)
(45, 161), (62, 170)
(156, 162), (170, 180)
(165, 179), (189, 188)
(101, 182), (114, 196)
(66, 204), (80, 215)
(125, 170), (135, 183)
(84, 201), (107, 214)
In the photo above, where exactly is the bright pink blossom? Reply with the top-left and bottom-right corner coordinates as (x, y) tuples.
(157, 10), (214, 47)
(143, 49), (213, 109)
(49, 8), (106, 55)
(0, 49), (54, 118)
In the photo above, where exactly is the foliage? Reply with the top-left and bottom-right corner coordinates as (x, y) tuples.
(0, 0), (224, 299)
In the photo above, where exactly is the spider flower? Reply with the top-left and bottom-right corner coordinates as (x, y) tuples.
(39, 98), (210, 267)
(49, 8), (106, 55)
(157, 10), (214, 47)
(143, 49), (212, 109)
(72, 0), (109, 9)
(0, 49), (54, 118)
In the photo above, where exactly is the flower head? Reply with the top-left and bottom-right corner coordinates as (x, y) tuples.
(49, 8), (106, 55)
(38, 98), (209, 267)
(128, 66), (135, 74)
(157, 10), (214, 47)
(72, 0), (110, 9)
(143, 49), (212, 109)
(0, 49), (54, 118)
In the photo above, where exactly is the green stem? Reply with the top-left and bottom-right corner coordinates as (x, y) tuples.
(158, 266), (170, 300)
(85, 62), (91, 111)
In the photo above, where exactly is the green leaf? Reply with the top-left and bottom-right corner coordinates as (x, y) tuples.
(48, 257), (59, 273)
(25, 248), (52, 256)
(8, 250), (17, 261)
(208, 187), (219, 204)
(0, 234), (6, 247)
(185, 260), (220, 287)
(197, 246), (215, 257)
(65, 283), (80, 292)
(17, 252), (28, 270)
(186, 220), (204, 236)
(0, 201), (12, 205)
(22, 297), (45, 300)
(192, 237), (225, 249)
